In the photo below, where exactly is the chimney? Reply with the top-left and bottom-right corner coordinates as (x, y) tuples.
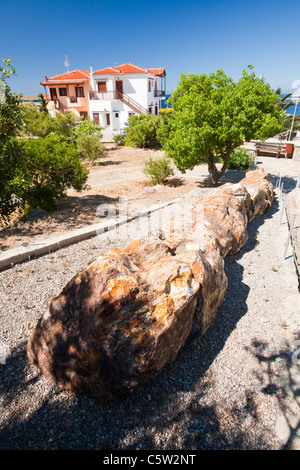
(90, 64), (93, 75)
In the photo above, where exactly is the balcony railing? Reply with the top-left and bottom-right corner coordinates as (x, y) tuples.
(154, 90), (166, 98)
(89, 91), (117, 100)
(46, 98), (60, 110)
(69, 96), (78, 103)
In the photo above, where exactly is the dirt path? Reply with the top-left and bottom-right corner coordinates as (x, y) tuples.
(0, 145), (211, 252)
(2, 144), (299, 255)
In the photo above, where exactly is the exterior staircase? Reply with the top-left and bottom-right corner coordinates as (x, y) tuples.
(116, 91), (150, 115)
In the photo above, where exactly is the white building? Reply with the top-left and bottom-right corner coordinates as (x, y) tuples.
(89, 63), (166, 141)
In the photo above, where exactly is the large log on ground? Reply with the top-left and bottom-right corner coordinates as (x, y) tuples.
(27, 169), (273, 401)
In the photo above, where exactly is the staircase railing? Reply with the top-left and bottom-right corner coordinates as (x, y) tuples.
(116, 91), (150, 115)
(88, 89), (151, 115)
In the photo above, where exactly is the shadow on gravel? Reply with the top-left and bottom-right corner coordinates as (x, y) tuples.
(255, 159), (298, 194)
(0, 194), (291, 450)
(244, 337), (300, 450)
(267, 173), (298, 194)
(96, 160), (124, 166)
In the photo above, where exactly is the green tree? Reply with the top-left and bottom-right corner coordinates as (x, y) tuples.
(280, 114), (300, 136)
(38, 92), (48, 113)
(0, 138), (25, 222)
(274, 87), (294, 112)
(164, 68), (284, 184)
(0, 57), (23, 142)
(0, 58), (24, 222)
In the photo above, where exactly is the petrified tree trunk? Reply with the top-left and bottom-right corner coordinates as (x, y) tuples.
(27, 169), (273, 401)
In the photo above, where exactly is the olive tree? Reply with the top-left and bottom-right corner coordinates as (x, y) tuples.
(164, 67), (285, 184)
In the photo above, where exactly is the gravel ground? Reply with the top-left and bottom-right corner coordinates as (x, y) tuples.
(0, 178), (297, 450)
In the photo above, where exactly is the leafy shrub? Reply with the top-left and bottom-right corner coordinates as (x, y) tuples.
(76, 133), (104, 164)
(0, 60), (89, 221)
(143, 156), (174, 185)
(228, 147), (255, 170)
(124, 114), (171, 149)
(156, 115), (172, 147)
(76, 117), (102, 138)
(124, 115), (159, 148)
(0, 135), (90, 222)
(75, 118), (104, 163)
(113, 133), (125, 146)
(19, 135), (88, 213)
(53, 111), (78, 140)
(22, 106), (80, 140)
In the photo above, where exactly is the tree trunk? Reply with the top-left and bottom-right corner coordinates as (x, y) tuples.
(205, 150), (232, 186)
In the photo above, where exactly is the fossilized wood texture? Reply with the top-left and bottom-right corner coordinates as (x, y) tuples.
(27, 169), (273, 401)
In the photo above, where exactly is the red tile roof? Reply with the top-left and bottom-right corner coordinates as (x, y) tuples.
(147, 68), (166, 76)
(40, 70), (90, 85)
(93, 63), (166, 76)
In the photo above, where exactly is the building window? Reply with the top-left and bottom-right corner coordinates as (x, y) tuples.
(80, 111), (88, 120)
(76, 87), (84, 98)
(155, 105), (158, 115)
(98, 81), (107, 93)
(148, 106), (152, 114)
(59, 87), (67, 96)
(106, 113), (111, 126)
(148, 80), (151, 92)
(115, 113), (119, 118)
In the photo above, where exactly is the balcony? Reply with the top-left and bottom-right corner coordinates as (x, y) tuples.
(154, 90), (166, 98)
(89, 91), (117, 100)
(69, 96), (78, 103)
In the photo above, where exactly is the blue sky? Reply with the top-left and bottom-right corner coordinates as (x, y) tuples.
(1, 0), (299, 95)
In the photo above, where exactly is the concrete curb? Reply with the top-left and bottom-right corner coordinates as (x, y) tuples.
(0, 198), (182, 272)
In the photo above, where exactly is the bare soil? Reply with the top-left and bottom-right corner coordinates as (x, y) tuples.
(0, 144), (211, 252)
